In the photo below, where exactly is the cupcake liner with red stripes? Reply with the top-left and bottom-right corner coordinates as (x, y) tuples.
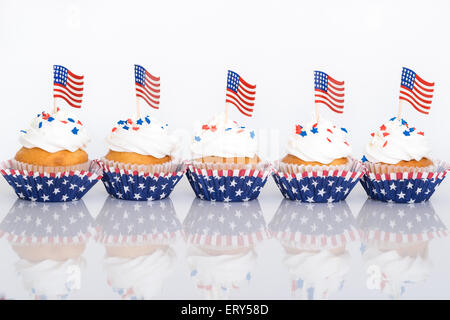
(0, 159), (102, 202)
(360, 160), (449, 203)
(100, 161), (185, 201)
(185, 163), (271, 202)
(272, 160), (364, 203)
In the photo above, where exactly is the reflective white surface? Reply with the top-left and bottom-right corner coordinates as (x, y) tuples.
(0, 176), (450, 300)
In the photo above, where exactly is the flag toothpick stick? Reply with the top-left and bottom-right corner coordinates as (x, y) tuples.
(397, 99), (403, 119)
(315, 103), (320, 123)
(136, 97), (141, 119)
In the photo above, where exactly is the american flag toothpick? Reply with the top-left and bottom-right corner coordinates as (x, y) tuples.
(314, 71), (345, 122)
(398, 67), (435, 117)
(134, 65), (160, 118)
(53, 65), (84, 112)
(225, 70), (256, 120)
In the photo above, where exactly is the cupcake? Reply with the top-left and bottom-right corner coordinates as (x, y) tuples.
(269, 200), (360, 299)
(187, 112), (271, 202)
(358, 199), (447, 299)
(100, 115), (184, 201)
(273, 117), (364, 203)
(0, 200), (94, 299)
(96, 197), (181, 299)
(184, 199), (269, 299)
(360, 117), (448, 203)
(1, 108), (102, 202)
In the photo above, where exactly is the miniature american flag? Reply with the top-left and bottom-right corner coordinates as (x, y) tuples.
(53, 65), (84, 108)
(226, 70), (256, 117)
(314, 71), (345, 114)
(135, 64), (160, 109)
(399, 67), (435, 115)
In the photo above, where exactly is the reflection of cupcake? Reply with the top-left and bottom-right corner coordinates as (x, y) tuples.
(358, 199), (447, 299)
(273, 118), (363, 202)
(360, 117), (448, 203)
(1, 108), (102, 202)
(96, 197), (181, 299)
(184, 199), (268, 299)
(269, 200), (360, 299)
(0, 200), (94, 299)
(186, 113), (270, 202)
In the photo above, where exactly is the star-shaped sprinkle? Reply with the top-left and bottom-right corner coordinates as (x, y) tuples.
(71, 127), (79, 135)
(310, 127), (318, 134)
(194, 136), (201, 142)
(136, 119), (143, 125)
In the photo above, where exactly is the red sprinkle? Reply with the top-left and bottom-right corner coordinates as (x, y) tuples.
(56, 107), (60, 112)
(237, 129), (244, 134)
(112, 127), (117, 132)
(382, 132), (390, 137)
(77, 120), (83, 126)
(383, 141), (388, 148)
(327, 138), (331, 143)
(202, 124), (209, 130)
(344, 141), (349, 146)
(61, 120), (68, 124)
(312, 123), (318, 128)
(327, 128), (333, 134)
(380, 124), (386, 131)
(370, 132), (375, 137)
(295, 125), (302, 134)
(132, 127), (139, 131)
(128, 118), (133, 124)
(210, 125), (217, 132)
(418, 131), (425, 136)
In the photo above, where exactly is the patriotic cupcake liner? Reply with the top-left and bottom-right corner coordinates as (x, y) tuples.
(360, 160), (449, 203)
(0, 159), (102, 202)
(100, 160), (185, 201)
(185, 163), (272, 202)
(272, 159), (364, 203)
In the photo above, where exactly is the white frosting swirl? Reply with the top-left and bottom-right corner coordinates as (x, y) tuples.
(19, 109), (90, 153)
(187, 246), (256, 299)
(364, 117), (431, 164)
(363, 246), (431, 299)
(104, 247), (176, 299)
(105, 115), (177, 158)
(190, 113), (258, 159)
(16, 258), (83, 299)
(284, 250), (351, 300)
(286, 118), (352, 164)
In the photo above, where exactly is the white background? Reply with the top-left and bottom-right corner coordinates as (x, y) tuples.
(1, 0), (450, 300)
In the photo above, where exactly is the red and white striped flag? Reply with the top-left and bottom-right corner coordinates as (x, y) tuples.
(314, 71), (345, 114)
(53, 65), (84, 108)
(135, 64), (160, 109)
(399, 67), (435, 115)
(225, 70), (256, 117)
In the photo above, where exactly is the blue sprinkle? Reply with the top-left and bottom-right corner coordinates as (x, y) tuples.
(246, 272), (251, 280)
(361, 155), (368, 163)
(37, 114), (41, 117)
(20, 130), (27, 134)
(360, 243), (366, 254)
(341, 127), (348, 133)
(38, 122), (42, 128)
(194, 136), (201, 142)
(67, 118), (75, 123)
(403, 130), (410, 136)
(190, 269), (198, 277)
(310, 127), (318, 134)
(250, 131), (255, 139)
(47, 117), (54, 122)
(401, 119), (407, 126)
(145, 117), (151, 124)
(409, 127), (415, 132)
(339, 280), (345, 291)
(390, 117), (396, 121)
(117, 120), (124, 125)
(300, 131), (307, 137)
(123, 125), (129, 130)
(221, 287), (227, 291)
(307, 287), (314, 300)
(297, 279), (304, 289)
(71, 127), (79, 135)
(136, 119), (143, 125)
(165, 124), (168, 126)
(225, 128), (232, 131)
